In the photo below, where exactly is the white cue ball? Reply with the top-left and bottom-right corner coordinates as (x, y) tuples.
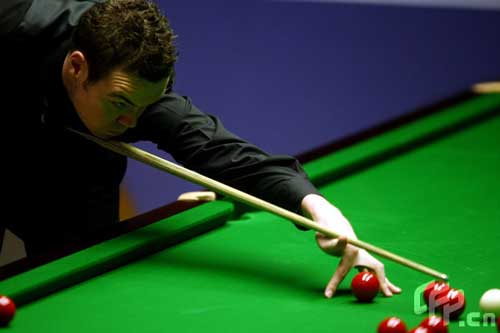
(479, 289), (500, 316)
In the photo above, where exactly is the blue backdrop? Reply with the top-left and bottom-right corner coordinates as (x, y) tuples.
(123, 0), (500, 215)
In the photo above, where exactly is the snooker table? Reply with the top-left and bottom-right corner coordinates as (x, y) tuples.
(1, 92), (499, 332)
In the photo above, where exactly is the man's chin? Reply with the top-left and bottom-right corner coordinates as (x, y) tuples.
(91, 132), (111, 140)
(94, 130), (123, 139)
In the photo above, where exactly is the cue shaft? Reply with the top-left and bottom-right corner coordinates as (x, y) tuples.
(71, 129), (448, 282)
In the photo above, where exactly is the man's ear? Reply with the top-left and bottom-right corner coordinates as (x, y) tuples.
(66, 50), (89, 85)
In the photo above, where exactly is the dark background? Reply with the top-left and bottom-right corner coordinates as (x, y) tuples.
(123, 0), (500, 215)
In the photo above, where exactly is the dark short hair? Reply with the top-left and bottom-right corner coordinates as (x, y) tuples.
(70, 0), (177, 83)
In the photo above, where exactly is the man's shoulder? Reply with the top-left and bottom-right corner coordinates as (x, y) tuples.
(147, 91), (194, 116)
(2, 0), (103, 39)
(0, 0), (33, 34)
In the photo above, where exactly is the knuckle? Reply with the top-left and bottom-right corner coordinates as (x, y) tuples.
(345, 245), (358, 257)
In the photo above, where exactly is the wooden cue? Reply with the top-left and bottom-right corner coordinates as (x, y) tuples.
(70, 129), (449, 282)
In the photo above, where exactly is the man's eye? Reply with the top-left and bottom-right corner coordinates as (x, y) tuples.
(112, 101), (129, 110)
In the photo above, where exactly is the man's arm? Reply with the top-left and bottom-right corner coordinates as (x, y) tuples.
(121, 92), (401, 297)
(121, 91), (320, 219)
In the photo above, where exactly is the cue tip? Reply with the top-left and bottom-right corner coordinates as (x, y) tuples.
(439, 274), (449, 282)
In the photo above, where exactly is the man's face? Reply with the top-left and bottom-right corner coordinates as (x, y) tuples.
(71, 67), (169, 139)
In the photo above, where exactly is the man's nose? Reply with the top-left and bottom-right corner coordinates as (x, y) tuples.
(117, 115), (137, 128)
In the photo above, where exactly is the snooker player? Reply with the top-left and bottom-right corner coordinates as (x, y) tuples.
(0, 0), (401, 299)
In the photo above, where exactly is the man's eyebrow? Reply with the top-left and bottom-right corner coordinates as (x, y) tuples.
(109, 93), (137, 107)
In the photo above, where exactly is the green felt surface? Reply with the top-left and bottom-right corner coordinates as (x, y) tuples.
(0, 201), (233, 306)
(1, 94), (499, 332)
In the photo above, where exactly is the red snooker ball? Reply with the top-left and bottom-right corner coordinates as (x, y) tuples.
(0, 295), (16, 326)
(419, 315), (448, 333)
(351, 271), (379, 302)
(423, 281), (450, 309)
(440, 289), (466, 320)
(496, 316), (499, 333)
(377, 317), (407, 333)
(409, 327), (430, 333)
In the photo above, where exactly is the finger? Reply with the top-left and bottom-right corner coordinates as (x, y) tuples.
(324, 246), (358, 298)
(324, 259), (350, 298)
(316, 234), (348, 257)
(371, 264), (392, 297)
(386, 278), (402, 294)
(333, 236), (348, 254)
